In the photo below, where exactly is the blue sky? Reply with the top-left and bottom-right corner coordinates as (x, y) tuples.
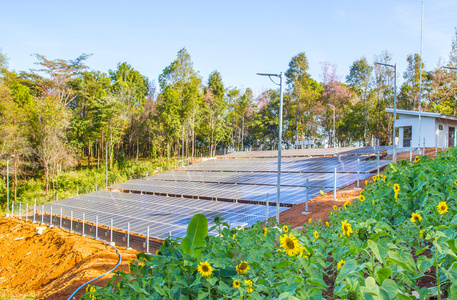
(1, 1), (456, 95)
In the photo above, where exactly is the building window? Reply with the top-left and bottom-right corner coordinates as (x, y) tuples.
(439, 125), (444, 130)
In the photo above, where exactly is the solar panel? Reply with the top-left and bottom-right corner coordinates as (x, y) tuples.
(110, 179), (351, 206)
(147, 171), (372, 188)
(221, 146), (391, 158)
(176, 156), (390, 174)
(41, 191), (285, 240)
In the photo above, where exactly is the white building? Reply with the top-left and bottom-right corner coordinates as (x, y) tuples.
(386, 108), (457, 149)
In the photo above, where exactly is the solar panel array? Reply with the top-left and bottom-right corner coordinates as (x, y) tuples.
(40, 146), (391, 241)
(222, 146), (391, 158)
(147, 171), (371, 188)
(41, 191), (279, 240)
(111, 179), (318, 206)
(175, 156), (389, 174)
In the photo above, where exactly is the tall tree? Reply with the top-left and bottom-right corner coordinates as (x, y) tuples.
(398, 54), (426, 110)
(109, 62), (149, 158)
(285, 52), (322, 145)
(27, 53), (90, 107)
(203, 71), (228, 156)
(158, 48), (202, 158)
(346, 57), (373, 145)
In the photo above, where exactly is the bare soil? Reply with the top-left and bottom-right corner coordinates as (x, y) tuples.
(0, 217), (137, 300)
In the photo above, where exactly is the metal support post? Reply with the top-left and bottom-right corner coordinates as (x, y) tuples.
(377, 151), (380, 175)
(333, 168), (337, 201)
(146, 226), (150, 254)
(25, 203), (28, 221)
(49, 206), (52, 226)
(60, 208), (62, 228)
(110, 218), (113, 244)
(423, 138), (425, 155)
(306, 178), (309, 212)
(410, 150), (412, 162)
(76, 188), (78, 196)
(33, 199), (36, 222)
(82, 213), (85, 235)
(41, 205), (44, 224)
(266, 193), (269, 221)
(95, 184), (97, 191)
(356, 159), (361, 189)
(126, 222), (131, 250)
(70, 211), (73, 232)
(19, 203), (21, 219)
(95, 216), (98, 239)
(56, 193), (58, 202)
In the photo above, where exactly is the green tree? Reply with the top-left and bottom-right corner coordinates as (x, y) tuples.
(202, 71), (228, 156)
(109, 62), (149, 159)
(159, 48), (202, 158)
(346, 57), (373, 145)
(285, 52), (322, 146)
(398, 54), (426, 111)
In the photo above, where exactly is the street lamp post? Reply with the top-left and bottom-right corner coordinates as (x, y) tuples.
(444, 66), (457, 71)
(375, 62), (397, 162)
(327, 104), (335, 148)
(257, 72), (285, 222)
(6, 155), (15, 217)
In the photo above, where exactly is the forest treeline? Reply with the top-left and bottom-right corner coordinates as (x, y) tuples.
(0, 29), (456, 200)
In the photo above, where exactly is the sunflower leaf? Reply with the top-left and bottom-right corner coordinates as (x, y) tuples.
(181, 214), (208, 259)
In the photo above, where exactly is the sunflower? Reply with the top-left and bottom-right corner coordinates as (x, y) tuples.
(282, 225), (289, 233)
(280, 233), (301, 256)
(242, 226), (245, 232)
(308, 218), (313, 224)
(299, 246), (310, 258)
(197, 261), (213, 277)
(359, 194), (365, 202)
(333, 205), (338, 211)
(330, 211), (333, 216)
(341, 220), (353, 237)
(394, 191), (398, 200)
(419, 230), (426, 239)
(382, 175), (387, 182)
(337, 260), (345, 269)
(372, 200), (375, 205)
(365, 180), (368, 186)
(410, 212), (423, 223)
(455, 180), (457, 186)
(233, 280), (240, 288)
(325, 221), (329, 227)
(247, 288), (254, 293)
(236, 261), (250, 274)
(414, 156), (420, 163)
(437, 201), (448, 215)
(263, 227), (268, 237)
(343, 201), (351, 209)
(244, 280), (253, 287)
(313, 231), (319, 239)
(393, 183), (400, 192)
(233, 234), (237, 241)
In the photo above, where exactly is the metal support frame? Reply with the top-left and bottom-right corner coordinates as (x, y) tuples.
(146, 226), (150, 254)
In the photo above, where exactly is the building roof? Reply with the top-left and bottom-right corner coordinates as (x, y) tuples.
(385, 108), (457, 121)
